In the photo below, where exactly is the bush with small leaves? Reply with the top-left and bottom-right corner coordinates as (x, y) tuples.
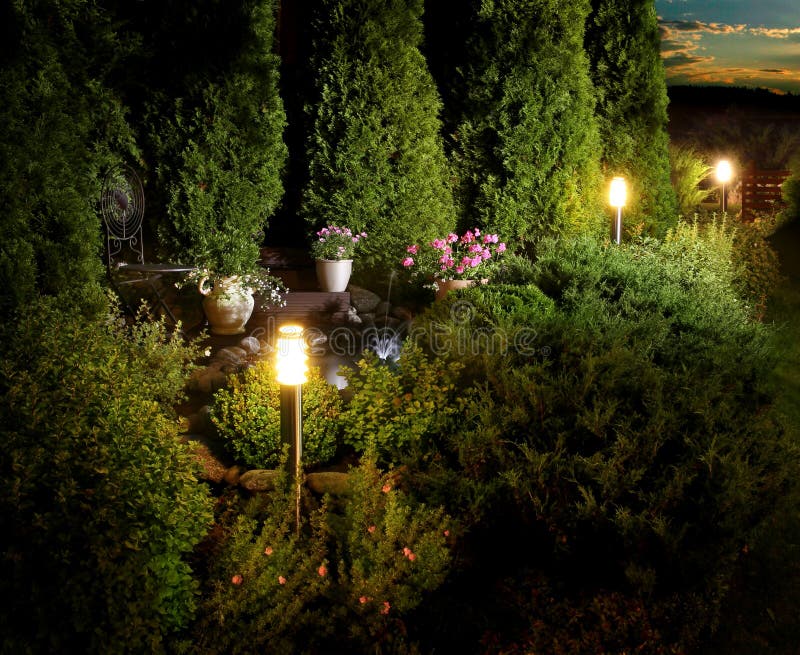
(0, 300), (213, 654)
(340, 344), (467, 462)
(194, 459), (452, 653)
(211, 358), (341, 468)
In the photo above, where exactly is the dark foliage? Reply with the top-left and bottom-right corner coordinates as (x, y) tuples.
(585, 0), (678, 235)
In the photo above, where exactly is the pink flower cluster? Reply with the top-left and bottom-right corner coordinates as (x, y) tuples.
(402, 228), (506, 281)
(311, 224), (367, 261)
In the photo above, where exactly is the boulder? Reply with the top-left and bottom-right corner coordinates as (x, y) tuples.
(223, 465), (247, 486)
(238, 336), (262, 355)
(306, 471), (351, 496)
(348, 285), (381, 313)
(213, 346), (248, 366)
(391, 305), (414, 321)
(239, 469), (281, 493)
(373, 300), (392, 319)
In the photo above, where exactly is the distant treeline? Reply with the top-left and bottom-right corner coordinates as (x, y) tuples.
(668, 85), (800, 112)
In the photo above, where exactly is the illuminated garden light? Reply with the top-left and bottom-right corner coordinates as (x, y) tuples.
(716, 160), (732, 213)
(609, 177), (627, 245)
(276, 324), (307, 533)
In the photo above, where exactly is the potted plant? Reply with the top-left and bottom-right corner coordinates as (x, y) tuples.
(153, 0), (288, 334)
(190, 265), (286, 336)
(402, 228), (506, 300)
(311, 225), (367, 292)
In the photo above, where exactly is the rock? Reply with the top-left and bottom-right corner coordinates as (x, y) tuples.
(346, 306), (362, 325)
(359, 312), (376, 327)
(306, 471), (351, 496)
(374, 300), (392, 319)
(391, 305), (414, 321)
(213, 346), (248, 365)
(239, 469), (281, 493)
(219, 363), (242, 375)
(238, 336), (261, 355)
(375, 316), (401, 330)
(223, 465), (247, 486)
(348, 285), (381, 313)
(189, 367), (228, 393)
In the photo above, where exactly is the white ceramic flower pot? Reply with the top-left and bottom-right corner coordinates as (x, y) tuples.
(198, 275), (255, 335)
(316, 259), (353, 292)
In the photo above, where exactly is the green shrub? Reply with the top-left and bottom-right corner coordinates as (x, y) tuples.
(340, 344), (467, 462)
(782, 155), (800, 223)
(402, 236), (796, 649)
(0, 2), (138, 317)
(211, 359), (341, 468)
(154, 0), (287, 277)
(669, 142), (714, 217)
(0, 300), (213, 654)
(192, 476), (332, 655)
(730, 215), (784, 318)
(194, 458), (452, 653)
(444, 0), (603, 242)
(585, 0), (678, 235)
(303, 0), (456, 277)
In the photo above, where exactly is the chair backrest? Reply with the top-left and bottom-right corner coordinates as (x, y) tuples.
(100, 165), (146, 269)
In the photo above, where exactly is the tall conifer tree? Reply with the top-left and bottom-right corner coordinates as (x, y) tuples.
(585, 0), (678, 234)
(446, 0), (604, 246)
(0, 1), (137, 316)
(303, 0), (456, 276)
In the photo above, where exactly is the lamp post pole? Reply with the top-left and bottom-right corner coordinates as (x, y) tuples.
(716, 160), (732, 214)
(609, 177), (627, 245)
(276, 325), (307, 535)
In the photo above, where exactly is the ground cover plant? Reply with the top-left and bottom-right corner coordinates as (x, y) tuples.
(339, 233), (799, 651)
(0, 300), (213, 654)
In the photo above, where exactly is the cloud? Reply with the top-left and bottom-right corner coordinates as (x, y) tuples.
(759, 68), (787, 74)
(663, 52), (714, 67)
(660, 20), (747, 35)
(748, 27), (800, 39)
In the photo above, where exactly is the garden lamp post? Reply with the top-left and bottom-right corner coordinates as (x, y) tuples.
(275, 324), (307, 533)
(609, 177), (627, 245)
(716, 160), (732, 213)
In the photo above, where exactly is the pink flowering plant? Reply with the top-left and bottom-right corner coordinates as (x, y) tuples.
(311, 224), (368, 260)
(402, 228), (506, 282)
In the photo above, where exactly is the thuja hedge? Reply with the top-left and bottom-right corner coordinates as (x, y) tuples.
(153, 0), (287, 277)
(585, 0), (678, 235)
(303, 0), (457, 276)
(442, 0), (603, 243)
(339, 235), (797, 650)
(0, 301), (213, 654)
(0, 1), (138, 317)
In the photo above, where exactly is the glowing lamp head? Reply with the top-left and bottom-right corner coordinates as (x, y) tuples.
(716, 160), (732, 184)
(275, 325), (307, 385)
(609, 177), (627, 208)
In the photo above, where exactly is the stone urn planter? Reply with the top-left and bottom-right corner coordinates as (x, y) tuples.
(198, 275), (255, 335)
(316, 258), (353, 292)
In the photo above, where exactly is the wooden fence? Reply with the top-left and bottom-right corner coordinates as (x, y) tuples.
(740, 168), (791, 221)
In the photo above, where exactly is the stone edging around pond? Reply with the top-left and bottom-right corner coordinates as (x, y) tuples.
(180, 284), (416, 497)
